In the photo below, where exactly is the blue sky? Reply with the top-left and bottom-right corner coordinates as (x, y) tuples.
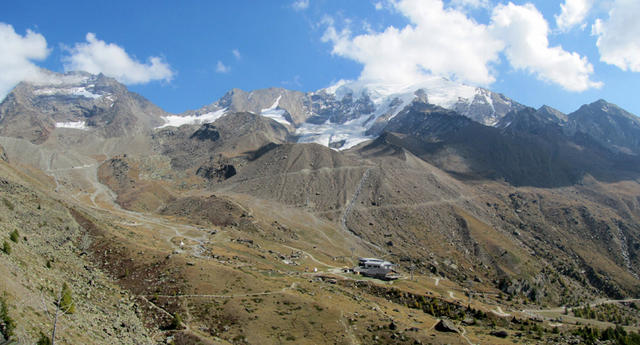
(1, 0), (640, 116)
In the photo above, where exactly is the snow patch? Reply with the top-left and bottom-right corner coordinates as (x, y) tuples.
(260, 95), (291, 125)
(158, 108), (227, 128)
(34, 86), (101, 99)
(296, 94), (412, 150)
(55, 121), (89, 130)
(305, 77), (486, 149)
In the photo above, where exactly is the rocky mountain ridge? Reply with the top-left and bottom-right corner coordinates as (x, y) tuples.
(0, 70), (167, 143)
(175, 76), (524, 149)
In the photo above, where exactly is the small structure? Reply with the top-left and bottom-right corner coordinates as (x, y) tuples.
(354, 258), (399, 280)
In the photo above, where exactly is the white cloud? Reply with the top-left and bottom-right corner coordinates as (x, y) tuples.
(216, 61), (230, 73)
(592, 0), (640, 72)
(322, 0), (503, 86)
(490, 3), (601, 91)
(555, 0), (592, 31)
(62, 33), (173, 84)
(292, 0), (309, 11)
(0, 23), (49, 101)
(232, 49), (241, 60)
(450, 0), (490, 10)
(322, 0), (601, 92)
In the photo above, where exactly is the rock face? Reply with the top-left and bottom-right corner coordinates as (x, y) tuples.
(153, 112), (290, 171)
(434, 319), (459, 333)
(497, 106), (567, 134)
(189, 123), (220, 141)
(452, 87), (524, 126)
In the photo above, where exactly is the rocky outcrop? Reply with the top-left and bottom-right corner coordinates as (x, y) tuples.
(0, 144), (7, 162)
(434, 319), (459, 333)
(490, 329), (509, 338)
(196, 163), (236, 180)
(189, 123), (220, 141)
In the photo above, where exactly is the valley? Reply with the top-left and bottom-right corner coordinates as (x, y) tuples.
(0, 71), (639, 344)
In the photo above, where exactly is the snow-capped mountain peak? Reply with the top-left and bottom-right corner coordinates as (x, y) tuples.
(161, 77), (523, 150)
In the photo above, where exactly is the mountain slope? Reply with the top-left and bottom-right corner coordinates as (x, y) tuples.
(0, 71), (167, 143)
(381, 102), (640, 187)
(0, 157), (152, 344)
(567, 99), (640, 155)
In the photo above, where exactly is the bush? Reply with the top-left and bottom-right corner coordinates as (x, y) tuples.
(170, 313), (183, 330)
(59, 283), (75, 314)
(9, 230), (18, 243)
(1, 241), (10, 255)
(0, 296), (15, 340)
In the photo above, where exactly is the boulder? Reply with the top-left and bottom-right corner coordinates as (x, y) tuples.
(434, 319), (459, 333)
(490, 329), (509, 338)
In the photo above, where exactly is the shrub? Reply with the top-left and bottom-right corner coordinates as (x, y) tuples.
(9, 230), (18, 243)
(0, 296), (16, 339)
(59, 283), (75, 314)
(1, 241), (10, 255)
(170, 313), (183, 330)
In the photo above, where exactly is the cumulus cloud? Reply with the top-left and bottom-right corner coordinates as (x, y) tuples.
(323, 0), (503, 86)
(232, 49), (241, 60)
(0, 23), (49, 101)
(62, 33), (173, 84)
(322, 0), (600, 92)
(216, 61), (230, 73)
(555, 0), (592, 31)
(491, 2), (601, 91)
(292, 0), (309, 11)
(592, 0), (640, 72)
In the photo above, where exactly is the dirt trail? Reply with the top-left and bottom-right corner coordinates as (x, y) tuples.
(492, 306), (511, 317)
(143, 283), (297, 299)
(353, 195), (476, 212)
(341, 168), (370, 231)
(522, 298), (640, 320)
(458, 323), (476, 345)
(216, 165), (374, 193)
(340, 168), (383, 252)
(44, 154), (213, 257)
(339, 310), (360, 345)
(282, 244), (337, 268)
